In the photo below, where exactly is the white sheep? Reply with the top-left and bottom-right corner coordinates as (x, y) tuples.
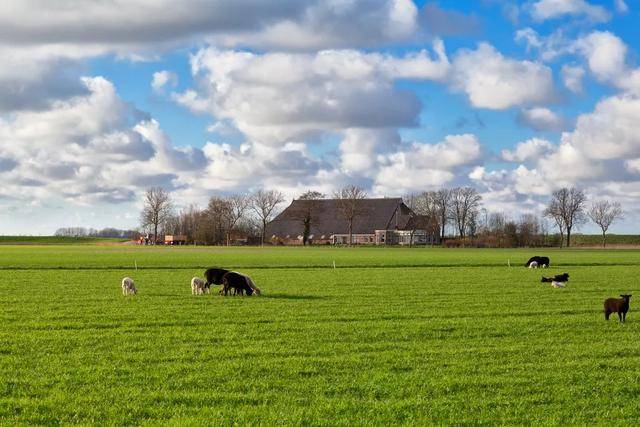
(121, 277), (137, 295)
(191, 277), (206, 295)
(528, 261), (539, 269)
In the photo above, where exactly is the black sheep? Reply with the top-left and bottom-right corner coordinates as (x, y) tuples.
(203, 267), (230, 291)
(525, 256), (550, 268)
(541, 272), (569, 283)
(604, 294), (632, 322)
(221, 272), (254, 296)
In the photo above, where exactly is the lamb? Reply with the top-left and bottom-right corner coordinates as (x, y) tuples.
(121, 277), (137, 296)
(191, 277), (206, 295)
(604, 294), (632, 322)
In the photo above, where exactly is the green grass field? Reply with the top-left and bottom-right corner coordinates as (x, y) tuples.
(1, 246), (639, 424)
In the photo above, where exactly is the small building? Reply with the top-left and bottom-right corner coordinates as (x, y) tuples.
(164, 235), (187, 245)
(266, 198), (439, 245)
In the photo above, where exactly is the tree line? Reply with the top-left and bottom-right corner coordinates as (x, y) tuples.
(136, 185), (623, 247)
(139, 187), (286, 245)
(54, 227), (138, 239)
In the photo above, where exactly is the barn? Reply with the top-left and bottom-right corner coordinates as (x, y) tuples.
(266, 198), (440, 245)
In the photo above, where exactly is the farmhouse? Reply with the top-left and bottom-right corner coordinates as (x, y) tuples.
(266, 198), (440, 245)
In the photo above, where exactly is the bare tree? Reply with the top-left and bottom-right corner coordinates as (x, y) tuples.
(433, 188), (452, 240)
(410, 191), (440, 247)
(450, 187), (482, 239)
(588, 200), (623, 247)
(544, 200), (565, 248)
(297, 190), (325, 245)
(222, 194), (250, 246)
(299, 190), (325, 200)
(334, 185), (367, 246)
(140, 187), (173, 244)
(251, 189), (286, 245)
(547, 187), (587, 248)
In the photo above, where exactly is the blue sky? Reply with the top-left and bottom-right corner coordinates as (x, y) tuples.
(0, 0), (639, 234)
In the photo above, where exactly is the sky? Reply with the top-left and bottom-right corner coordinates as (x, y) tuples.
(1, 0), (639, 234)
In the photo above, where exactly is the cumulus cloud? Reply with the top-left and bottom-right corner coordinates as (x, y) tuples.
(501, 138), (554, 163)
(614, 0), (629, 13)
(561, 64), (585, 93)
(451, 43), (556, 109)
(174, 42), (449, 144)
(574, 31), (640, 94)
(373, 134), (483, 194)
(529, 0), (611, 23)
(517, 108), (568, 132)
(0, 76), (210, 206)
(151, 71), (178, 93)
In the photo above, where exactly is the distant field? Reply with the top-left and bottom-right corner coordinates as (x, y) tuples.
(571, 234), (640, 246)
(1, 245), (639, 424)
(0, 236), (128, 245)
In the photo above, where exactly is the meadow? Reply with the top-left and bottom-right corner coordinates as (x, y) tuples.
(1, 245), (639, 424)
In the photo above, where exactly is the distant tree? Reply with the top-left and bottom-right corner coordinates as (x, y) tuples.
(205, 196), (231, 245)
(334, 185), (367, 246)
(450, 187), (482, 239)
(433, 188), (452, 239)
(544, 200), (565, 248)
(546, 187), (587, 248)
(140, 187), (173, 244)
(412, 191), (441, 247)
(251, 189), (286, 246)
(297, 190), (324, 245)
(298, 190), (325, 200)
(588, 200), (623, 247)
(222, 194), (250, 246)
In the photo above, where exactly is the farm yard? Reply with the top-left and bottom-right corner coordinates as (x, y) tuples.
(1, 245), (639, 424)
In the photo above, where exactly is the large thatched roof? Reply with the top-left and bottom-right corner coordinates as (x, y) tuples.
(266, 198), (413, 238)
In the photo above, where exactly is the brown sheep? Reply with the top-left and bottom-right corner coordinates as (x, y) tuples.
(604, 294), (632, 322)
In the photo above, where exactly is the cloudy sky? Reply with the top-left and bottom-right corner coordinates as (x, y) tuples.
(1, 0), (639, 234)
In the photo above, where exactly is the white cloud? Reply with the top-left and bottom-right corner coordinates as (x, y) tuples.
(501, 138), (554, 162)
(517, 108), (568, 132)
(175, 43), (449, 144)
(0, 76), (209, 206)
(151, 70), (178, 93)
(530, 0), (611, 23)
(614, 0), (629, 13)
(452, 43), (556, 109)
(373, 134), (482, 194)
(561, 64), (585, 93)
(574, 31), (640, 94)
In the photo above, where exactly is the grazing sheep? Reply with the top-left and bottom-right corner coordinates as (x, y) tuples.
(528, 261), (539, 269)
(191, 277), (206, 295)
(604, 295), (632, 322)
(525, 256), (549, 268)
(221, 272), (261, 296)
(551, 281), (565, 288)
(541, 273), (569, 283)
(203, 267), (230, 292)
(121, 277), (137, 296)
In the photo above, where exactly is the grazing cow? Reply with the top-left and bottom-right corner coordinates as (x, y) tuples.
(221, 272), (262, 296)
(203, 267), (230, 292)
(191, 277), (206, 295)
(604, 295), (632, 322)
(121, 277), (137, 296)
(525, 256), (550, 268)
